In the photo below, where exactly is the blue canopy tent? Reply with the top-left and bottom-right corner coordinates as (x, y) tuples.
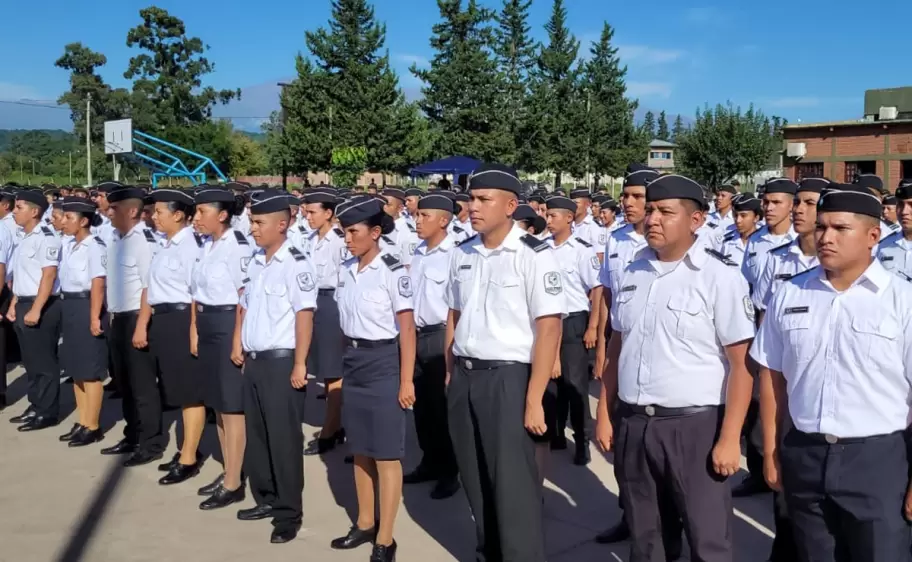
(408, 156), (481, 177)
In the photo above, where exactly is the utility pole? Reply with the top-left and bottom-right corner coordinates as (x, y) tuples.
(277, 82), (291, 190)
(85, 93), (93, 186)
(69, 151), (73, 183)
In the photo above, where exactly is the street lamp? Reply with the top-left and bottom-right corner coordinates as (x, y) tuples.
(277, 82), (291, 190)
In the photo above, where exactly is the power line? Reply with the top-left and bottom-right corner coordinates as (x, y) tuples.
(0, 99), (69, 110)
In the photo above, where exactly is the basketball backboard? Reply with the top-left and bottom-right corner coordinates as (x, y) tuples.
(104, 119), (133, 155)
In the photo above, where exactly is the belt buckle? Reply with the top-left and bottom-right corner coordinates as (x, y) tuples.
(824, 434), (838, 444)
(250, 351), (257, 360)
(644, 405), (656, 417)
(465, 359), (473, 369)
(197, 304), (203, 313)
(352, 340), (358, 348)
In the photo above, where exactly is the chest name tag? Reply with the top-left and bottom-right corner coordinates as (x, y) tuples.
(774, 273), (792, 280)
(620, 285), (636, 293)
(881, 256), (894, 261)
(784, 306), (809, 315)
(459, 264), (472, 270)
(748, 252), (757, 258)
(608, 253), (619, 259)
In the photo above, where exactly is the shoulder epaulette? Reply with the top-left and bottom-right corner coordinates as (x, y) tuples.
(704, 247), (738, 267)
(381, 235), (395, 245)
(40, 226), (54, 237)
(769, 241), (792, 254)
(575, 237), (592, 248)
(899, 271), (912, 283)
(298, 225), (307, 233)
(381, 253), (404, 271)
(142, 229), (157, 244)
(890, 222), (901, 231)
(333, 227), (343, 237)
(722, 230), (738, 242)
(453, 225), (464, 234)
(707, 221), (719, 229)
(458, 234), (478, 247)
(520, 234), (548, 252)
(788, 266), (818, 282)
(193, 233), (204, 247)
(93, 236), (106, 247)
(407, 222), (416, 232)
(288, 246), (306, 262)
(233, 230), (248, 245)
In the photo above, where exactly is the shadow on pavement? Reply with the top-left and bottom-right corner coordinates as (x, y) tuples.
(54, 457), (127, 562)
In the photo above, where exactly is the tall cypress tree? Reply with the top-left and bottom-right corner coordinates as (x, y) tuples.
(672, 114), (686, 142)
(412, 0), (512, 162)
(657, 110), (670, 141)
(642, 111), (657, 139)
(494, 0), (535, 165)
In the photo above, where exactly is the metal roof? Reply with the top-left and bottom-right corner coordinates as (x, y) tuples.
(649, 139), (677, 148)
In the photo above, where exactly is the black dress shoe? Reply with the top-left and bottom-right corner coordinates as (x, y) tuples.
(158, 451), (181, 472)
(100, 438), (138, 456)
(370, 540), (397, 562)
(69, 428), (103, 447)
(59, 423), (85, 442)
(403, 464), (437, 484)
(200, 484), (246, 510)
(17, 416), (58, 432)
(270, 522), (302, 544)
(103, 380), (118, 393)
(304, 429), (346, 456)
(158, 459), (203, 485)
(330, 525), (377, 550)
(430, 478), (461, 500)
(573, 439), (592, 466)
(237, 504), (273, 521)
(0, 393), (6, 411)
(551, 435), (568, 451)
(732, 476), (771, 497)
(123, 450), (164, 468)
(198, 473), (225, 496)
(9, 406), (36, 424)
(595, 520), (630, 544)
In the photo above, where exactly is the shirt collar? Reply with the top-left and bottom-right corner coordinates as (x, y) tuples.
(164, 226), (193, 247)
(547, 234), (576, 249)
(417, 235), (454, 255)
(759, 224), (795, 241)
(813, 258), (893, 295)
(254, 239), (294, 266)
(639, 236), (710, 273)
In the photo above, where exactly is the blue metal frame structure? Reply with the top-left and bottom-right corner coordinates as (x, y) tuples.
(129, 130), (228, 188)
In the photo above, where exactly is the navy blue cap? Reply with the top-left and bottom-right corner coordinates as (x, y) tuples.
(468, 163), (522, 195)
(569, 187), (591, 199)
(544, 195), (577, 213)
(818, 184), (882, 218)
(150, 189), (195, 205)
(624, 164), (659, 188)
(417, 192), (457, 213)
(61, 196), (97, 214)
(249, 189), (293, 214)
(336, 196), (386, 228)
(512, 204), (538, 222)
(733, 194), (762, 213)
(382, 187), (406, 202)
(106, 187), (146, 203)
(764, 178), (799, 195)
(645, 175), (705, 205)
(405, 188), (424, 197)
(854, 174), (884, 193)
(194, 188), (236, 205)
(798, 178), (830, 193)
(16, 189), (49, 212)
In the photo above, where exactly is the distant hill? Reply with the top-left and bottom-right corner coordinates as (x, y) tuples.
(0, 129), (74, 151)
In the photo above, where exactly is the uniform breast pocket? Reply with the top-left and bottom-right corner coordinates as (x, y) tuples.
(665, 295), (704, 339)
(489, 275), (521, 310)
(264, 283), (288, 317)
(613, 289), (636, 332)
(165, 257), (182, 271)
(69, 257), (88, 271)
(424, 268), (446, 286)
(120, 255), (137, 270)
(782, 313), (814, 364)
(851, 315), (900, 367)
(205, 262), (229, 280)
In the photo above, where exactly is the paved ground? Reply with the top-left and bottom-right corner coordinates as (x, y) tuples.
(0, 367), (777, 562)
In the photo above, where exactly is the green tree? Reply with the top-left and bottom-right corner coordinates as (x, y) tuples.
(55, 43), (131, 143)
(412, 0), (513, 162)
(524, 0), (582, 184)
(641, 110), (656, 139)
(657, 110), (669, 141)
(494, 0), (535, 159)
(671, 114), (685, 142)
(580, 22), (642, 182)
(677, 103), (784, 187)
(275, 57), (334, 176)
(372, 99), (434, 177)
(229, 131), (268, 176)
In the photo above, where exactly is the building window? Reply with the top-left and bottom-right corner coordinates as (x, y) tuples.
(796, 163), (824, 180)
(845, 160), (876, 182)
(903, 160), (912, 180)
(649, 151), (672, 160)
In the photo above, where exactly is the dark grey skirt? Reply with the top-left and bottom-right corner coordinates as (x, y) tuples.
(60, 297), (108, 382)
(309, 291), (345, 380)
(196, 307), (244, 413)
(149, 307), (201, 408)
(341, 342), (405, 460)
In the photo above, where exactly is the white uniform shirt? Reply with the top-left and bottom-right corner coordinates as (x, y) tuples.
(715, 231), (751, 268)
(599, 224), (647, 299)
(741, 224), (797, 288)
(877, 231), (912, 279)
(447, 224), (567, 363)
(447, 220), (473, 244)
(595, 221), (623, 250)
(0, 213), (19, 242)
(392, 218), (420, 267)
(147, 227), (200, 306)
(240, 241), (318, 351)
(287, 222), (310, 255)
(107, 223), (160, 312)
(0, 220), (14, 276)
(453, 217), (474, 239)
(231, 212), (251, 236)
(410, 236), (454, 328)
(546, 235), (601, 313)
(707, 208), (735, 232)
(191, 229), (252, 306)
(336, 251), (413, 340)
(611, 238), (756, 407)
(90, 214), (116, 248)
(59, 235), (106, 293)
(752, 240), (819, 310)
(880, 220), (901, 242)
(306, 227), (346, 289)
(12, 225), (61, 298)
(571, 215), (601, 249)
(750, 260), (912, 438)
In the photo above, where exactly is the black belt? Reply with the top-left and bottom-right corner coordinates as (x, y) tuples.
(196, 303), (236, 313)
(16, 295), (57, 305)
(620, 401), (717, 418)
(61, 291), (91, 300)
(318, 288), (335, 296)
(111, 309), (140, 317)
(417, 323), (445, 334)
(346, 337), (397, 349)
(246, 349), (295, 360)
(457, 357), (521, 370)
(792, 429), (903, 445)
(152, 303), (190, 314)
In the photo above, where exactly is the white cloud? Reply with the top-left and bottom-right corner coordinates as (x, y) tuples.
(617, 45), (685, 66)
(627, 82), (672, 99)
(394, 54), (429, 68)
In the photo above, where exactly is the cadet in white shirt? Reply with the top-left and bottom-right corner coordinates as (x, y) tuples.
(301, 189), (348, 457)
(190, 188), (252, 510)
(90, 182), (118, 248)
(544, 196), (603, 466)
(715, 194), (762, 267)
(404, 187), (422, 230)
(751, 185), (912, 562)
(330, 196), (416, 562)
(382, 188), (420, 267)
(285, 195), (310, 253)
(101, 187), (164, 466)
(742, 178), (798, 288)
(143, 189), (208, 485)
(876, 181), (912, 279)
(226, 181), (253, 236)
(569, 187), (602, 256)
(57, 198), (108, 447)
(402, 192), (460, 501)
(450, 192), (476, 241)
(854, 174), (898, 242)
(445, 164), (564, 562)
(593, 195), (622, 249)
(707, 183), (737, 231)
(595, 174), (756, 561)
(753, 178), (827, 312)
(0, 188), (16, 407)
(7, 189), (63, 432)
(513, 203), (548, 238)
(234, 189), (316, 544)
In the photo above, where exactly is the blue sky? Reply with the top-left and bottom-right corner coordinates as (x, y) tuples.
(2, 0), (910, 131)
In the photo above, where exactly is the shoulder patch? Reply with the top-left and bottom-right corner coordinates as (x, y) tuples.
(707, 222), (719, 229)
(520, 234), (548, 252)
(333, 227), (343, 237)
(723, 231), (737, 242)
(769, 241), (792, 254)
(233, 230), (249, 245)
(574, 237), (592, 248)
(704, 247), (738, 267)
(41, 226), (54, 237)
(407, 222), (416, 232)
(142, 229), (157, 244)
(381, 235), (395, 245)
(288, 246), (307, 262)
(899, 271), (912, 283)
(452, 225), (464, 234)
(93, 236), (106, 247)
(193, 233), (204, 247)
(788, 267), (818, 282)
(381, 253), (404, 271)
(458, 234), (478, 247)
